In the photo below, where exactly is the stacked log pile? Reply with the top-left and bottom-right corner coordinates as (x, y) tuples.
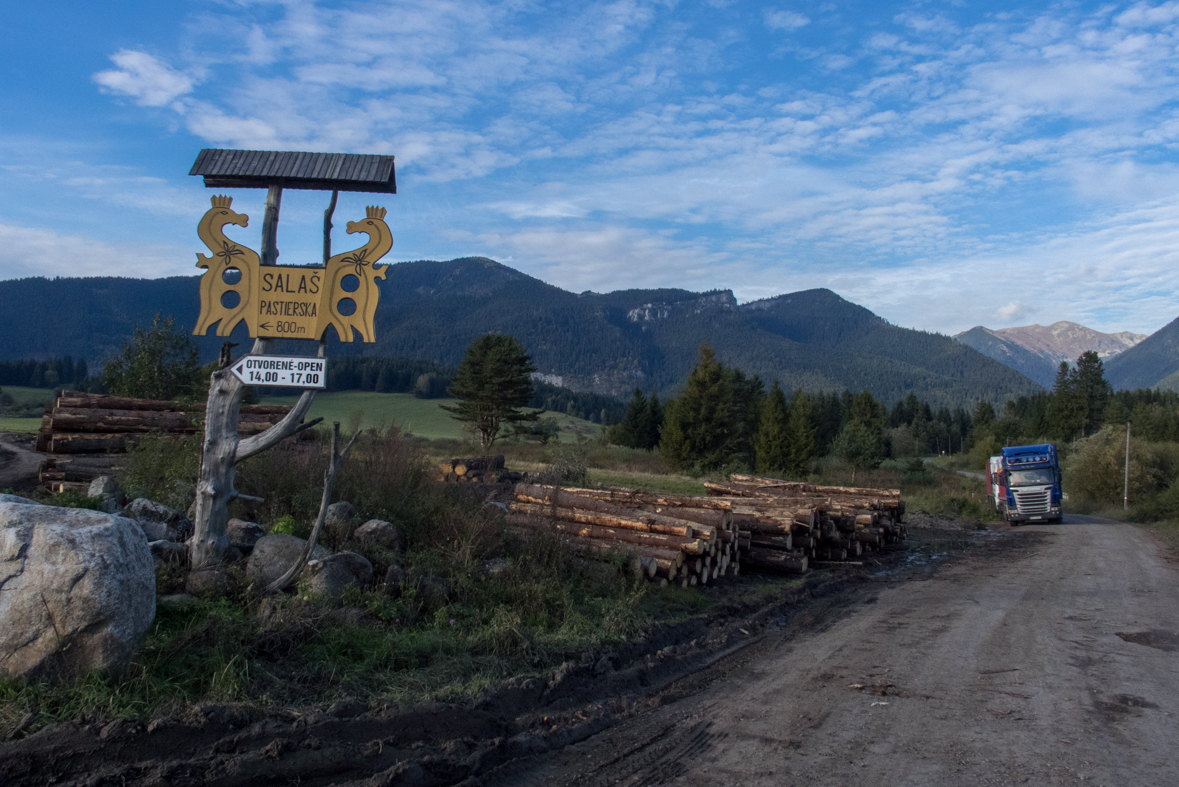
(506, 484), (742, 587)
(437, 455), (523, 484)
(705, 473), (905, 569)
(37, 391), (294, 490)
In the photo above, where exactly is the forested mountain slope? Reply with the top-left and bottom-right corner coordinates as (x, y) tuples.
(1105, 315), (1179, 391)
(0, 258), (1041, 406)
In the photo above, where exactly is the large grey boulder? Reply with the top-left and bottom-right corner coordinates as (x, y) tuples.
(246, 533), (331, 589)
(125, 498), (193, 542)
(353, 519), (404, 553)
(301, 551), (373, 599)
(0, 502), (155, 680)
(0, 494), (40, 505)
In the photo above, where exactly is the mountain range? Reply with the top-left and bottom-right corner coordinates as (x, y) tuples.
(954, 322), (1147, 388)
(1, 258), (1047, 407)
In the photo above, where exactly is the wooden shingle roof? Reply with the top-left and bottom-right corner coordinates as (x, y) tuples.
(189, 149), (396, 193)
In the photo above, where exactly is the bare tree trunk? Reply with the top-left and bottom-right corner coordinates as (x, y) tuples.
(191, 342), (323, 568)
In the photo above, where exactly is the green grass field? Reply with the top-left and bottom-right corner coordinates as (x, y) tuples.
(0, 386), (57, 406)
(261, 391), (602, 442)
(0, 418), (40, 433)
(0, 386), (55, 433)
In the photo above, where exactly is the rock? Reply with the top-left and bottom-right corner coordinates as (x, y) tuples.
(0, 502), (155, 680)
(125, 498), (193, 542)
(87, 476), (125, 513)
(227, 519), (264, 546)
(149, 540), (188, 564)
(417, 573), (453, 614)
(186, 569), (231, 597)
(140, 520), (171, 542)
(246, 534), (331, 589)
(326, 501), (358, 529)
(158, 593), (198, 611)
(327, 698), (366, 718)
(302, 551), (373, 600)
(353, 519), (404, 553)
(0, 494), (40, 506)
(383, 564), (408, 597)
(325, 501), (359, 544)
(482, 558), (509, 576)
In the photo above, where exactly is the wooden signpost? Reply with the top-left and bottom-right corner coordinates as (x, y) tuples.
(193, 200), (392, 342)
(186, 148), (396, 569)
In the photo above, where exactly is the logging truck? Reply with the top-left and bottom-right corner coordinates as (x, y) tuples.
(993, 444), (1063, 525)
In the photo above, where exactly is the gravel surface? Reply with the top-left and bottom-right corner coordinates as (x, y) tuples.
(481, 514), (1179, 787)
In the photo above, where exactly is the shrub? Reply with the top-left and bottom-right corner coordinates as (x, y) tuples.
(119, 434), (201, 509)
(537, 445), (589, 486)
(1066, 425), (1179, 505)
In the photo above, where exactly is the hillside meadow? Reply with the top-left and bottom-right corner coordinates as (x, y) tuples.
(0, 386), (58, 433)
(0, 387), (604, 443)
(261, 391), (602, 443)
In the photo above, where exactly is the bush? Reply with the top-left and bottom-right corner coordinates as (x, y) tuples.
(1066, 425), (1179, 505)
(537, 445), (589, 486)
(269, 514), (310, 539)
(120, 435), (202, 510)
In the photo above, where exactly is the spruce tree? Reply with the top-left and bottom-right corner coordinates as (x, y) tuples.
(1047, 361), (1086, 440)
(640, 392), (664, 450)
(788, 389), (818, 475)
(442, 334), (538, 447)
(659, 345), (732, 470)
(1074, 351), (1112, 436)
(755, 381), (791, 475)
(610, 388), (647, 447)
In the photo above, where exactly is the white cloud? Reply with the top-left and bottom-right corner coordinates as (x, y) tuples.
(764, 10), (810, 31)
(0, 223), (191, 280)
(997, 301), (1033, 323)
(92, 50), (195, 107)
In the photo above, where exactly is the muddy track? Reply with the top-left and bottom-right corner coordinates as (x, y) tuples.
(0, 519), (983, 787)
(476, 515), (1179, 787)
(0, 432), (42, 493)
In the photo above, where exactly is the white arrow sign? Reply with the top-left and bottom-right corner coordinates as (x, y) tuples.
(231, 355), (327, 388)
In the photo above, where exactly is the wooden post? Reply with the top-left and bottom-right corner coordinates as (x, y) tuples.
(323, 189), (338, 265)
(260, 183), (282, 267)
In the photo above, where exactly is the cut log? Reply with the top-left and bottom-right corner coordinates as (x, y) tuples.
(506, 512), (708, 555)
(509, 500), (697, 539)
(742, 548), (808, 574)
(749, 533), (793, 551)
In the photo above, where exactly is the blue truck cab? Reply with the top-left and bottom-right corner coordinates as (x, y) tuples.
(998, 444), (1063, 524)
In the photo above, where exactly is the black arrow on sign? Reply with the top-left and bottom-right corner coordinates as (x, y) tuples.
(259, 322), (272, 331)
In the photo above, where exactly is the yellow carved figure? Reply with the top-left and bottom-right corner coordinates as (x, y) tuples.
(194, 195), (260, 337)
(322, 206), (392, 342)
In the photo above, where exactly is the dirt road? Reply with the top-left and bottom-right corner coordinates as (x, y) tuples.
(0, 432), (41, 492)
(484, 516), (1179, 787)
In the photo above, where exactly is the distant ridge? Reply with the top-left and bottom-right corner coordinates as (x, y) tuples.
(0, 258), (1041, 407)
(955, 321), (1146, 388)
(1105, 315), (1179, 392)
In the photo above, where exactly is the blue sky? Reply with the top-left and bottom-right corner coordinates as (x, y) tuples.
(4, 0), (1179, 337)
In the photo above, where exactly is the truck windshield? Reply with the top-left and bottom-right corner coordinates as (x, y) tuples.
(1009, 469), (1054, 486)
